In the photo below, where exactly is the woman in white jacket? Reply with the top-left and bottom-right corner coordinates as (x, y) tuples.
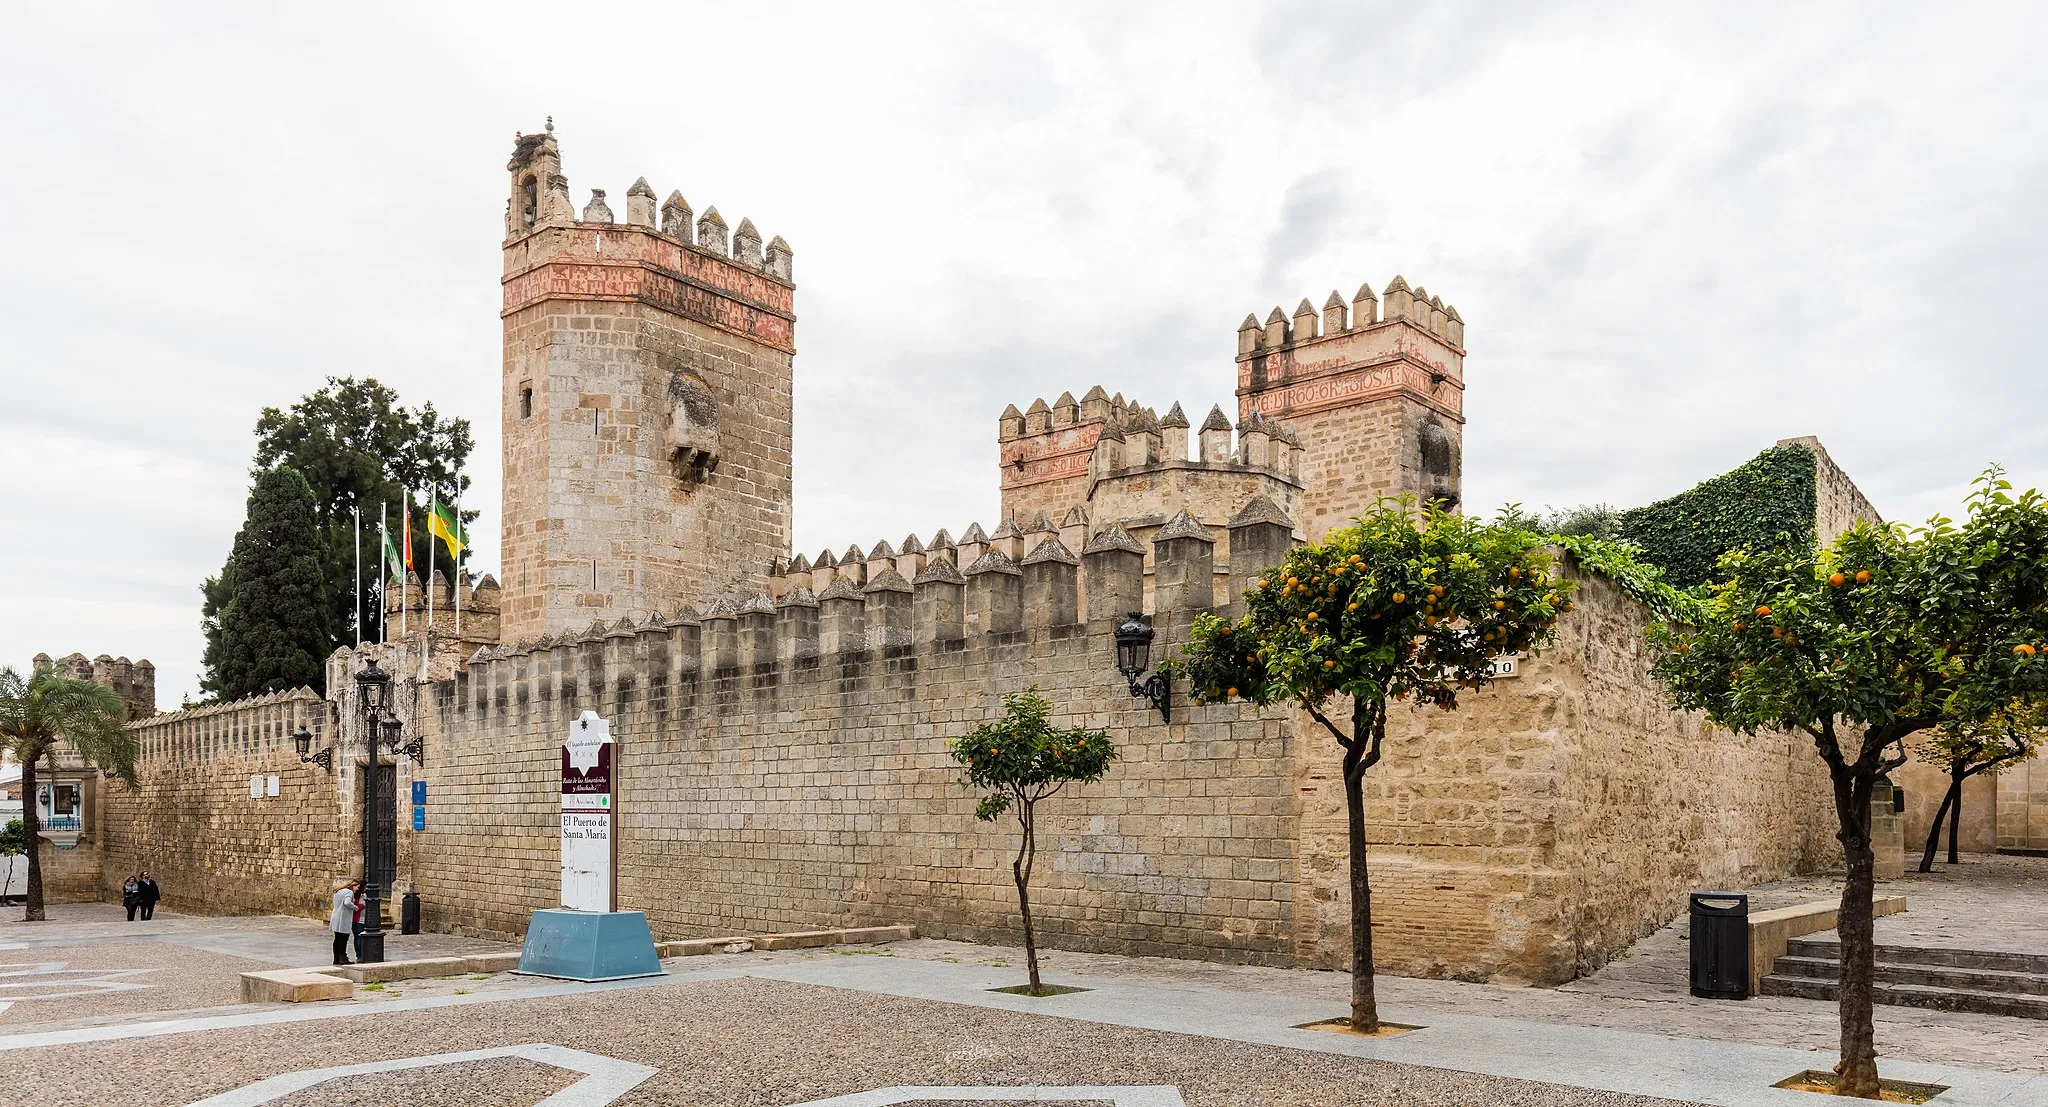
(329, 880), (360, 966)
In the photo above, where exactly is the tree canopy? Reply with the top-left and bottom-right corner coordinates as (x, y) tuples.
(248, 376), (474, 642)
(201, 466), (333, 700)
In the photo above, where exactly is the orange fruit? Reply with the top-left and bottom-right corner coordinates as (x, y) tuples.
(1493, 600), (1506, 610)
(1324, 660), (1336, 669)
(2016, 644), (2037, 658)
(1829, 573), (1845, 588)
(1755, 605), (1771, 617)
(1347, 603), (1359, 611)
(1226, 686), (1238, 697)
(1773, 627), (1785, 639)
(1392, 593), (1406, 604)
(1856, 570), (1870, 584)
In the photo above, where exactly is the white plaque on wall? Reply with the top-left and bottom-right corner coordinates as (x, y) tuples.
(560, 710), (614, 912)
(248, 775), (262, 798)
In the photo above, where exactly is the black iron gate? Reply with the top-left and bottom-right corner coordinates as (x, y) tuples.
(368, 762), (397, 891)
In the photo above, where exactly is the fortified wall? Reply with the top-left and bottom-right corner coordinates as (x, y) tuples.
(70, 125), (2033, 985)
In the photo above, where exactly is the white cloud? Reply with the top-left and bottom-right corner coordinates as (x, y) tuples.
(3, 1), (2045, 705)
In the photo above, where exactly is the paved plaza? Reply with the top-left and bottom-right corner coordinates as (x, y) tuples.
(3, 864), (2047, 1107)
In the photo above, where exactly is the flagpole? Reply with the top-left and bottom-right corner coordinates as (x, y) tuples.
(426, 487), (437, 636)
(454, 480), (463, 638)
(380, 503), (389, 644)
(401, 489), (410, 640)
(354, 504), (362, 647)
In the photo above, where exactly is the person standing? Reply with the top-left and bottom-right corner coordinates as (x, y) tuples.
(122, 873), (141, 922)
(329, 880), (358, 966)
(351, 883), (367, 962)
(137, 871), (160, 920)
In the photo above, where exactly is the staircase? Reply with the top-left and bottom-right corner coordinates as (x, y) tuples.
(1759, 937), (2048, 1019)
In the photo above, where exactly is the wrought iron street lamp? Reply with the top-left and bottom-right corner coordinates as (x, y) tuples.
(353, 660), (390, 964)
(292, 724), (333, 772)
(1114, 612), (1171, 723)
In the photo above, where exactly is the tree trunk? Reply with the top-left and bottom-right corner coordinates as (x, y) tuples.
(1013, 801), (1042, 995)
(1917, 779), (1957, 874)
(1830, 766), (1882, 1099)
(1344, 760), (1377, 1032)
(1946, 765), (1965, 866)
(20, 751), (44, 922)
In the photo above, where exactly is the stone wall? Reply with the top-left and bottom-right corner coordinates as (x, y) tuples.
(1996, 757), (2048, 850)
(1291, 567), (1835, 984)
(404, 530), (1302, 963)
(99, 689), (348, 919)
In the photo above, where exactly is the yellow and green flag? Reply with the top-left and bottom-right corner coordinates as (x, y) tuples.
(430, 495), (467, 562)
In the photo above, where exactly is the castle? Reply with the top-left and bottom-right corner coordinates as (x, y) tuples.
(31, 127), (2048, 983)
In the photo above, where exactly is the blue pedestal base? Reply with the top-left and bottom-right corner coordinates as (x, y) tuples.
(514, 909), (662, 981)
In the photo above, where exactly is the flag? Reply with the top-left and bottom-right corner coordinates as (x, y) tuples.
(402, 491), (414, 572)
(383, 514), (405, 581)
(430, 496), (468, 562)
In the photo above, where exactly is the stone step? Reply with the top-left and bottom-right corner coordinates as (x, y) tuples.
(1770, 955), (2048, 996)
(1784, 938), (2048, 976)
(1759, 973), (2048, 1019)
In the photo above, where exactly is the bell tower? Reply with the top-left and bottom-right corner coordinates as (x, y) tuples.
(499, 122), (796, 642)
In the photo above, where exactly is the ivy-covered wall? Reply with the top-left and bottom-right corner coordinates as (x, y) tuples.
(1615, 445), (1819, 589)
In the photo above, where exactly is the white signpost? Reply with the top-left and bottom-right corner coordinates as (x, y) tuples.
(560, 710), (614, 913)
(517, 708), (658, 980)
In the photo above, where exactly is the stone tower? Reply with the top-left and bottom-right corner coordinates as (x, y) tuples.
(1236, 279), (1464, 538)
(499, 123), (796, 642)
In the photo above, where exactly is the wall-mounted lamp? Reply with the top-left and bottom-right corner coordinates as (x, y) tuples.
(1113, 612), (1171, 724)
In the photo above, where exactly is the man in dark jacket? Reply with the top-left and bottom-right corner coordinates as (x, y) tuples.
(137, 871), (161, 920)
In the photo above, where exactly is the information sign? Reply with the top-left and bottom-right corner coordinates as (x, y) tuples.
(560, 710), (615, 912)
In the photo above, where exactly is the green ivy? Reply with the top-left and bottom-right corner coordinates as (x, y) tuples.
(1552, 534), (1702, 624)
(1614, 445), (1818, 589)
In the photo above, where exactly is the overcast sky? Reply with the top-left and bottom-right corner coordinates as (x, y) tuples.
(4, 2), (2045, 707)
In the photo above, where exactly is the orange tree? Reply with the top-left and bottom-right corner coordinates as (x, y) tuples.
(1910, 710), (2040, 872)
(1650, 470), (2048, 1098)
(949, 687), (1116, 996)
(1177, 500), (1572, 1031)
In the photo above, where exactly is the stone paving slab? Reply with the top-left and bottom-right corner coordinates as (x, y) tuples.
(0, 974), (1697, 1107)
(0, 941), (268, 1025)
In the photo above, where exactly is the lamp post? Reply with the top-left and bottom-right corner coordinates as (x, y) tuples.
(354, 660), (390, 964)
(1114, 612), (1171, 723)
(291, 724), (333, 772)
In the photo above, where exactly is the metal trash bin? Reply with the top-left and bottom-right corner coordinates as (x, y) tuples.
(400, 891), (421, 935)
(1688, 891), (1749, 999)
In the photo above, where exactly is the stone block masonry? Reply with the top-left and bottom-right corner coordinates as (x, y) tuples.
(102, 688), (347, 919)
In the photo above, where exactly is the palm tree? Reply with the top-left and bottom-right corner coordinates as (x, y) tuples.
(0, 664), (136, 921)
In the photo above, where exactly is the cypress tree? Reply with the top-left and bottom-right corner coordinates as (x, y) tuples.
(201, 466), (334, 700)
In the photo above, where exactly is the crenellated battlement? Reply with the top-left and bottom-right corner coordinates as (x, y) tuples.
(501, 121), (795, 356)
(33, 651), (157, 720)
(470, 501), (1299, 672)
